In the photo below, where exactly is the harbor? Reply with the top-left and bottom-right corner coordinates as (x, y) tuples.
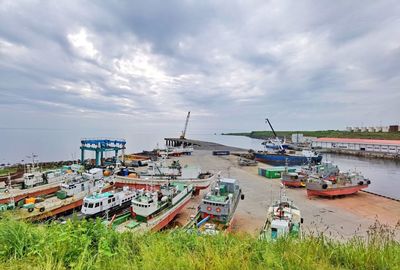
(1, 135), (398, 240)
(2, 1), (400, 268)
(171, 150), (400, 238)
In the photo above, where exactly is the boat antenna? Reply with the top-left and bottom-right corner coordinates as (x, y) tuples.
(21, 159), (25, 173)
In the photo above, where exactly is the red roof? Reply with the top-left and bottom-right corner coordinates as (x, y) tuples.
(315, 138), (400, 146)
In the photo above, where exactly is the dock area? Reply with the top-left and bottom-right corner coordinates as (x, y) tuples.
(173, 150), (400, 239)
(164, 138), (246, 151)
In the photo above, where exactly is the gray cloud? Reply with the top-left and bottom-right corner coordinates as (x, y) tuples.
(0, 0), (399, 133)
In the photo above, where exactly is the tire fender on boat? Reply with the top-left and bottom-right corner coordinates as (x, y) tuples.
(322, 183), (328, 189)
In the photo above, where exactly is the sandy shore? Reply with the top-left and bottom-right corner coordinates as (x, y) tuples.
(173, 150), (400, 239)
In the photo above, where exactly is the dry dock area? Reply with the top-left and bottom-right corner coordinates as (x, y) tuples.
(174, 150), (400, 239)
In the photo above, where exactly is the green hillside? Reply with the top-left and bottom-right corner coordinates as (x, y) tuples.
(223, 130), (400, 140)
(0, 219), (398, 270)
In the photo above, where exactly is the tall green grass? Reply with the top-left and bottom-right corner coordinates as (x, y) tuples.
(0, 219), (398, 270)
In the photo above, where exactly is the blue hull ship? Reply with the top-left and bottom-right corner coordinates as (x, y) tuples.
(255, 152), (323, 166)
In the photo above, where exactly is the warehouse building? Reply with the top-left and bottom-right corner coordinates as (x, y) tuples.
(312, 138), (400, 154)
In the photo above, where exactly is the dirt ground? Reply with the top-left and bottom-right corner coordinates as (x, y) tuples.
(173, 150), (400, 239)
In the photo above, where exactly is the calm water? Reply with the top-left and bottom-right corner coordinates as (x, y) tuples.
(0, 131), (398, 199)
(324, 154), (400, 200)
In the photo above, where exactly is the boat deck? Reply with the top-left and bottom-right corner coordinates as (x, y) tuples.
(0, 182), (61, 204)
(3, 184), (112, 221)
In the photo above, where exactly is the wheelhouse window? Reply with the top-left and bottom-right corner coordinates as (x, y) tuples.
(88, 203), (94, 208)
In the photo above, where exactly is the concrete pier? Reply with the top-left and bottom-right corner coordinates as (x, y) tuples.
(164, 138), (245, 151)
(164, 138), (201, 147)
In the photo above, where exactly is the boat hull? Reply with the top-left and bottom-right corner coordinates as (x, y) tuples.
(9, 185), (114, 221)
(255, 153), (322, 166)
(129, 187), (193, 232)
(151, 192), (192, 231)
(307, 185), (369, 198)
(0, 184), (60, 204)
(281, 180), (305, 188)
(114, 175), (214, 193)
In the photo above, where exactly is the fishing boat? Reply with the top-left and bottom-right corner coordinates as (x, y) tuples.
(281, 171), (306, 187)
(114, 159), (215, 194)
(0, 168), (80, 205)
(306, 171), (371, 198)
(255, 119), (322, 166)
(262, 138), (289, 149)
(140, 159), (182, 177)
(255, 149), (322, 166)
(23, 163), (83, 189)
(2, 177), (111, 221)
(238, 157), (258, 166)
(186, 177), (244, 234)
(113, 182), (194, 232)
(166, 146), (194, 156)
(260, 187), (303, 239)
(302, 161), (340, 178)
(281, 161), (339, 188)
(81, 186), (138, 218)
(57, 174), (104, 198)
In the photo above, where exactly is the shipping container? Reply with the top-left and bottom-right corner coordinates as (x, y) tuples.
(265, 169), (282, 178)
(258, 168), (267, 177)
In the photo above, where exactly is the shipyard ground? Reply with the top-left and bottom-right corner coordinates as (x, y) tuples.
(174, 150), (400, 239)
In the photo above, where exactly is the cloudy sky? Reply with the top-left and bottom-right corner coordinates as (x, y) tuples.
(1, 0), (399, 134)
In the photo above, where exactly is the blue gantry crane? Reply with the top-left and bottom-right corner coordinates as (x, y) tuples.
(80, 138), (126, 166)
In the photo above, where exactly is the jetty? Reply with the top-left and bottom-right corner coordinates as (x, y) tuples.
(164, 138), (245, 151)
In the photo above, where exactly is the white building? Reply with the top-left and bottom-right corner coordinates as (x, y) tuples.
(312, 138), (400, 154)
(291, 133), (304, 144)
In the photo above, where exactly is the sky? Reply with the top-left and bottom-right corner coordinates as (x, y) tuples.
(0, 0), (400, 134)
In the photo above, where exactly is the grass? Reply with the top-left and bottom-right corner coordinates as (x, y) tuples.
(0, 164), (64, 177)
(0, 167), (18, 177)
(223, 130), (400, 140)
(0, 219), (398, 270)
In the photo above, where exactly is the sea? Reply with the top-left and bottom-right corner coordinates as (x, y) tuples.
(0, 130), (399, 200)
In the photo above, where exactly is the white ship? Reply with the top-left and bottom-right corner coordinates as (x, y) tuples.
(81, 187), (138, 217)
